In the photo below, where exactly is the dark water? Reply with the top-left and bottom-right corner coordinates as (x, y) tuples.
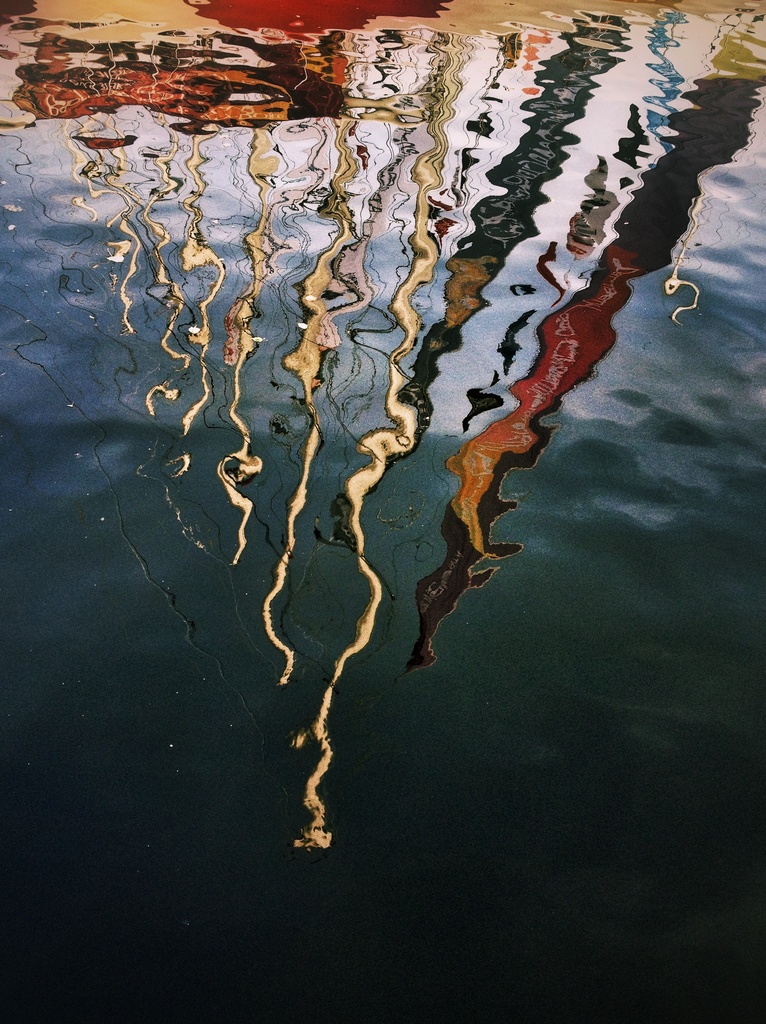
(1, 2), (765, 1021)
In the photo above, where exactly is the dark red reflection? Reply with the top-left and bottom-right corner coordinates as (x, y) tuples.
(0, 0), (35, 25)
(73, 134), (137, 149)
(14, 33), (345, 128)
(184, 0), (447, 35)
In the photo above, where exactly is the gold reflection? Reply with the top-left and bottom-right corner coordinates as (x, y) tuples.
(262, 116), (359, 689)
(215, 129), (276, 565)
(145, 382), (180, 416)
(179, 131), (226, 437)
(102, 143), (143, 336)
(141, 122), (191, 369)
(62, 125), (101, 221)
(292, 34), (465, 848)
(215, 375), (263, 565)
(665, 186), (704, 325)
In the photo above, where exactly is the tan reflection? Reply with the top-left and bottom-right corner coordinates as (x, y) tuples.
(215, 373), (263, 565)
(291, 541), (383, 849)
(293, 35), (465, 849)
(100, 140), (143, 336)
(223, 129), (278, 364)
(179, 131), (226, 437)
(664, 186), (703, 325)
(140, 122), (191, 369)
(262, 117), (358, 688)
(9, 5), (762, 856)
(291, 678), (338, 849)
(169, 453), (191, 478)
(62, 126), (101, 221)
(340, 35), (462, 650)
(364, 0), (750, 37)
(215, 129), (276, 565)
(19, 0), (222, 37)
(62, 117), (138, 305)
(145, 382), (180, 416)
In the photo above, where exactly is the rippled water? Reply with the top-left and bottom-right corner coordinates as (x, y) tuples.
(1, 1), (765, 1021)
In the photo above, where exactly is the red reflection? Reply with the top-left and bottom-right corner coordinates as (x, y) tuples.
(411, 247), (642, 669)
(14, 33), (345, 128)
(184, 0), (447, 35)
(73, 134), (137, 149)
(0, 0), (35, 22)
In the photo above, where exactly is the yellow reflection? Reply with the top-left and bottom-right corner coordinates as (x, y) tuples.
(664, 184), (704, 325)
(23, 0), (224, 39)
(713, 23), (766, 80)
(293, 35), (465, 848)
(101, 141), (143, 336)
(179, 131), (226, 437)
(215, 129), (276, 565)
(145, 382), (180, 416)
(262, 117), (358, 688)
(141, 122), (191, 369)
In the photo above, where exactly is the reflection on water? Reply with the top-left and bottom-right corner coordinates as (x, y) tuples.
(0, 0), (764, 852)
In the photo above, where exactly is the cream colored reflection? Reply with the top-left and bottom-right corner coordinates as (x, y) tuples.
(216, 130), (277, 564)
(664, 4), (765, 324)
(665, 186), (704, 325)
(344, 29), (437, 124)
(178, 132), (226, 436)
(262, 116), (358, 689)
(137, 123), (270, 551)
(66, 113), (260, 554)
(289, 34), (465, 849)
(62, 127), (100, 221)
(64, 115), (156, 335)
(141, 120), (191, 370)
(79, 130), (143, 335)
(61, 117), (190, 394)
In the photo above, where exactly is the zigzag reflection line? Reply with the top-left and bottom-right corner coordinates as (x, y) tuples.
(216, 302), (265, 566)
(103, 143), (143, 336)
(216, 129), (277, 565)
(341, 33), (461, 638)
(294, 35), (465, 849)
(262, 117), (359, 686)
(140, 120), (190, 368)
(62, 122), (100, 221)
(179, 130), (225, 438)
(292, 552), (382, 850)
(664, 181), (704, 324)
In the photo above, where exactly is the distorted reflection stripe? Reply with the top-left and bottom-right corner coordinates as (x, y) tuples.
(411, 70), (765, 668)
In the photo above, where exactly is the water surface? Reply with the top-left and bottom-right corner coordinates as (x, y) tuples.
(1, 1), (765, 1020)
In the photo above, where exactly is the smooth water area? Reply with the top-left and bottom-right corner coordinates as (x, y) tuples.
(0, 2), (765, 1021)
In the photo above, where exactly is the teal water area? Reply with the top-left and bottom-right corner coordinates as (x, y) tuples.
(1, 7), (766, 1022)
